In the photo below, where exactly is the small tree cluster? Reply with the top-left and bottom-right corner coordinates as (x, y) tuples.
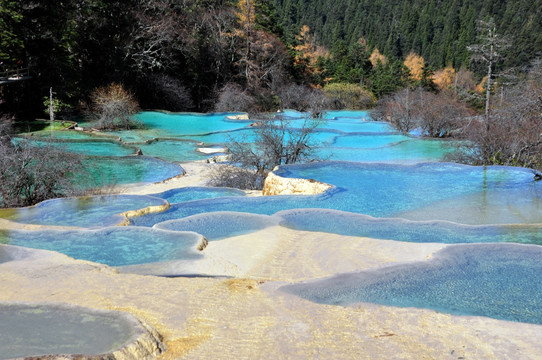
(277, 84), (329, 114)
(377, 87), (472, 137)
(322, 83), (375, 109)
(208, 164), (262, 190)
(214, 83), (258, 113)
(449, 60), (542, 171)
(212, 113), (324, 189)
(0, 117), (86, 207)
(215, 82), (329, 116)
(90, 83), (140, 130)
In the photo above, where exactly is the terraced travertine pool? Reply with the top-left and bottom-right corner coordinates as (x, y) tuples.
(2, 110), (541, 327)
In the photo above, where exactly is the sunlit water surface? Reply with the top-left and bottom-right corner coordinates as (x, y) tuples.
(0, 227), (203, 266)
(4, 110), (542, 326)
(281, 244), (542, 325)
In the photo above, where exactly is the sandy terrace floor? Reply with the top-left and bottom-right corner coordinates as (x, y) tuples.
(1, 226), (542, 359)
(2, 163), (542, 359)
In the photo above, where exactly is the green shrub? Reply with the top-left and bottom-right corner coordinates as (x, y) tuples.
(322, 83), (375, 109)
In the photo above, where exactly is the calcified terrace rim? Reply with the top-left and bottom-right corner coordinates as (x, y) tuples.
(151, 209), (542, 244)
(0, 227), (207, 269)
(0, 195), (170, 228)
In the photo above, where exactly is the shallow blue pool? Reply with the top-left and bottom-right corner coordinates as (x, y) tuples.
(0, 227), (203, 266)
(280, 243), (542, 325)
(132, 111), (250, 136)
(155, 212), (280, 240)
(151, 187), (246, 204)
(0, 195), (168, 227)
(136, 139), (208, 162)
(277, 209), (542, 245)
(131, 162), (542, 227)
(82, 156), (184, 187)
(13, 137), (137, 157)
(323, 110), (372, 120)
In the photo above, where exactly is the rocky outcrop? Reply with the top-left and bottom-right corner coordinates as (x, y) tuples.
(197, 236), (209, 251)
(118, 203), (171, 226)
(262, 171), (333, 196)
(196, 147), (228, 154)
(225, 113), (249, 120)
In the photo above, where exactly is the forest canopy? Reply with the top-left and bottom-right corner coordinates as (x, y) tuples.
(1, 0), (541, 118)
(271, 0), (542, 70)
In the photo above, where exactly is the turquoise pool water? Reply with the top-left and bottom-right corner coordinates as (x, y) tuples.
(280, 244), (542, 325)
(319, 120), (392, 133)
(332, 134), (411, 148)
(134, 111), (250, 135)
(104, 111), (250, 143)
(0, 195), (168, 227)
(0, 227), (203, 266)
(136, 139), (207, 162)
(27, 129), (116, 140)
(155, 212), (280, 240)
(5, 110), (542, 326)
(322, 110), (373, 120)
(139, 209), (542, 244)
(82, 156), (184, 187)
(151, 187), (245, 204)
(131, 162), (542, 227)
(277, 209), (542, 245)
(18, 138), (137, 157)
(179, 128), (258, 145)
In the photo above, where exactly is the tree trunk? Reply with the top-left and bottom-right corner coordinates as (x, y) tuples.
(49, 87), (54, 121)
(485, 59), (492, 123)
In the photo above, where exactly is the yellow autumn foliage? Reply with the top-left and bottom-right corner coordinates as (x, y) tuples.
(404, 53), (424, 81)
(369, 48), (387, 67)
(433, 66), (456, 90)
(476, 76), (488, 94)
(236, 0), (256, 36)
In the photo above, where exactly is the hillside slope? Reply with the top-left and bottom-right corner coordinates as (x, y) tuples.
(272, 0), (542, 69)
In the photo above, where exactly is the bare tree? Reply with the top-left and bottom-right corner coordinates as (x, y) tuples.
(276, 84), (329, 114)
(415, 91), (474, 138)
(0, 118), (87, 207)
(375, 87), (416, 133)
(468, 18), (510, 122)
(214, 82), (257, 113)
(448, 60), (542, 172)
(208, 164), (262, 190)
(90, 83), (140, 130)
(145, 74), (194, 111)
(241, 30), (290, 91)
(125, 0), (193, 72)
(212, 113), (325, 189)
(377, 87), (472, 137)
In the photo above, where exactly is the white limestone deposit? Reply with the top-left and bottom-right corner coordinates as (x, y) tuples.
(195, 147), (228, 154)
(262, 171), (333, 196)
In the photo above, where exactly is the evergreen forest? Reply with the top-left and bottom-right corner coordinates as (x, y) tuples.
(272, 0), (542, 70)
(2, 0), (541, 118)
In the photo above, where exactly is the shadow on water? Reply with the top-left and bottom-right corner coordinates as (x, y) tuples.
(280, 243), (542, 325)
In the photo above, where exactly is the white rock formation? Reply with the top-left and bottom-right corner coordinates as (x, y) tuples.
(262, 171), (333, 196)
